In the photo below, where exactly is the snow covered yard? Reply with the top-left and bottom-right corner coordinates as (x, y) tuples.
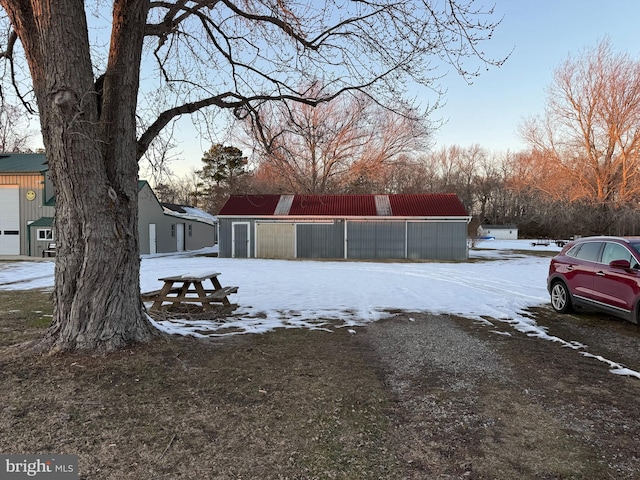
(0, 239), (556, 334)
(0, 239), (639, 378)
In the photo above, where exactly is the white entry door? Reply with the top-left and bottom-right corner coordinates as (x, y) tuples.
(0, 186), (20, 255)
(149, 223), (157, 254)
(176, 223), (185, 251)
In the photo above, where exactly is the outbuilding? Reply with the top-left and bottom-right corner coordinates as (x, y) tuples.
(217, 194), (471, 261)
(0, 153), (217, 256)
(478, 224), (519, 240)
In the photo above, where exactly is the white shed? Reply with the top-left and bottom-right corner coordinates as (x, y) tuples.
(478, 224), (518, 240)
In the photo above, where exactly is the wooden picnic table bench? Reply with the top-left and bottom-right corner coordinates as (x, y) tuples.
(42, 242), (56, 257)
(141, 271), (238, 312)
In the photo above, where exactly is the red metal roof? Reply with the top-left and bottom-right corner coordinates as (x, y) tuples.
(218, 194), (468, 217)
(289, 195), (377, 216)
(217, 194), (282, 216)
(388, 193), (468, 216)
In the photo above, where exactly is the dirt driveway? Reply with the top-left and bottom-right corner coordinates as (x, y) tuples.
(1, 289), (640, 479)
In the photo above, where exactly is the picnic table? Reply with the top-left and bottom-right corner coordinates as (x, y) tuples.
(142, 271), (238, 312)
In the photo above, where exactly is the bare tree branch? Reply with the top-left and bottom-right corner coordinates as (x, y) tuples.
(133, 0), (507, 157)
(0, 27), (16, 58)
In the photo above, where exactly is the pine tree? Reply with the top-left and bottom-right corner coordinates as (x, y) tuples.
(197, 144), (248, 213)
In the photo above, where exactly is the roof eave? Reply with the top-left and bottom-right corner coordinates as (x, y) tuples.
(162, 211), (217, 226)
(218, 215), (472, 221)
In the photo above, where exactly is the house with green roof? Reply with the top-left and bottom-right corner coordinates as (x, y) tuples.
(0, 153), (217, 256)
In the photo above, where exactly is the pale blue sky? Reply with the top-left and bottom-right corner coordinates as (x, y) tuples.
(433, 0), (640, 153)
(168, 1), (640, 175)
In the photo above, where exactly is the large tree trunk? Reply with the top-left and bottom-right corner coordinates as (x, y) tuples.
(3, 0), (157, 351)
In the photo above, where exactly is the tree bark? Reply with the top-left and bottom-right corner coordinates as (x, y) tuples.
(2, 0), (157, 351)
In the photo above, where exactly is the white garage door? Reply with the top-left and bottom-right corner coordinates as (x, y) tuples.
(0, 185), (20, 255)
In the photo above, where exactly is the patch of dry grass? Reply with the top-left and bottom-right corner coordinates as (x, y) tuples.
(0, 290), (53, 346)
(0, 291), (402, 479)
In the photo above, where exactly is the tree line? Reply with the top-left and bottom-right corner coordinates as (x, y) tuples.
(3, 36), (636, 239)
(153, 40), (640, 239)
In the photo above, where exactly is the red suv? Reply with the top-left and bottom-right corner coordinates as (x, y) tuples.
(547, 236), (640, 323)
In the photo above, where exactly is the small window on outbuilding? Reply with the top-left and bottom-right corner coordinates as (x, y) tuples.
(37, 228), (53, 240)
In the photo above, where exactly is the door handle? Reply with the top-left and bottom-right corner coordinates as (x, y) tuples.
(596, 271), (605, 276)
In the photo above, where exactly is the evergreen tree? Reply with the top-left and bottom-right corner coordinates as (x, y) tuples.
(197, 144), (248, 213)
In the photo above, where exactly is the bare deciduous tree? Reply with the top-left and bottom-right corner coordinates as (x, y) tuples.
(138, 121), (181, 187)
(521, 40), (640, 208)
(0, 98), (34, 151)
(416, 144), (490, 213)
(244, 90), (431, 193)
(0, 0), (504, 352)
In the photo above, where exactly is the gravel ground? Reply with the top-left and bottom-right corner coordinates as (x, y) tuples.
(358, 310), (640, 479)
(363, 313), (512, 391)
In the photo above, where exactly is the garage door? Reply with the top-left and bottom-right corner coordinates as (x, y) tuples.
(0, 185), (20, 255)
(256, 223), (295, 258)
(347, 221), (405, 259)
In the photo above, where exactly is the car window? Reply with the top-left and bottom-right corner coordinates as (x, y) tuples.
(630, 242), (640, 256)
(601, 242), (640, 268)
(571, 241), (602, 262)
(565, 244), (582, 258)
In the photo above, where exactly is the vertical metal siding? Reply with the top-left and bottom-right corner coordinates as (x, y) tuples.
(218, 219), (233, 257)
(219, 217), (468, 261)
(232, 222), (251, 258)
(219, 218), (255, 258)
(347, 221), (405, 259)
(376, 221), (406, 258)
(1, 174), (55, 255)
(407, 221), (468, 260)
(296, 222), (344, 258)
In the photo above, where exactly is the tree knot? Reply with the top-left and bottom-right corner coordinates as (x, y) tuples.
(52, 89), (77, 110)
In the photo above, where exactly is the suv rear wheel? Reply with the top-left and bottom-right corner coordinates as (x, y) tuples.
(550, 281), (573, 314)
